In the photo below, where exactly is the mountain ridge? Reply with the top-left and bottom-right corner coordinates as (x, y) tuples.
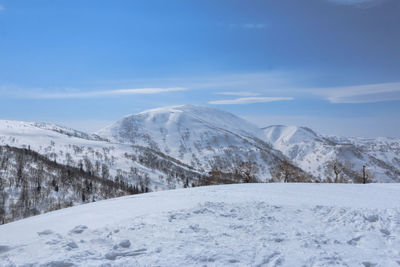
(263, 124), (400, 182)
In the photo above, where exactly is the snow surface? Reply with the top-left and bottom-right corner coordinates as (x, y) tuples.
(1, 183), (400, 266)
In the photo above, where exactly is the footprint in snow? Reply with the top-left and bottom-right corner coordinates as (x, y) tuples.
(0, 245), (11, 254)
(362, 261), (378, 267)
(256, 252), (282, 267)
(380, 228), (391, 236)
(69, 225), (88, 234)
(37, 229), (54, 236)
(42, 260), (76, 267)
(347, 235), (362, 246)
(65, 241), (79, 250)
(364, 214), (379, 223)
(105, 248), (147, 260)
(118, 239), (131, 248)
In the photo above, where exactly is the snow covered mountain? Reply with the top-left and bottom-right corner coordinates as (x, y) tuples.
(1, 105), (400, 224)
(263, 125), (400, 182)
(0, 119), (204, 193)
(98, 105), (266, 147)
(97, 105), (305, 181)
(1, 183), (399, 266)
(0, 106), (307, 206)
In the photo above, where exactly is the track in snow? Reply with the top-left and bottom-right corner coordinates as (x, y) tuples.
(0, 183), (400, 266)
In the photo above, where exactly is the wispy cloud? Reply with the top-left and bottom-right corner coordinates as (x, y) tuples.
(316, 82), (400, 103)
(0, 87), (187, 99)
(209, 96), (294, 105)
(216, 91), (260, 97)
(178, 71), (301, 91)
(0, 5), (4, 11)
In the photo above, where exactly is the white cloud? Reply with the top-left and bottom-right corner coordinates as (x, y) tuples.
(316, 82), (400, 103)
(180, 71), (302, 92)
(216, 91), (260, 97)
(1, 87), (187, 99)
(208, 96), (294, 105)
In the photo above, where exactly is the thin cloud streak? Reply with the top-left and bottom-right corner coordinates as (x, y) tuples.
(316, 82), (400, 103)
(216, 91), (260, 97)
(209, 97), (294, 105)
(1, 87), (187, 99)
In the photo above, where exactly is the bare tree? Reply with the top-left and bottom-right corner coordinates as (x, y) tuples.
(0, 177), (6, 224)
(83, 156), (93, 174)
(101, 164), (110, 180)
(325, 159), (346, 183)
(271, 159), (295, 183)
(16, 154), (24, 188)
(237, 161), (259, 183)
(355, 165), (374, 184)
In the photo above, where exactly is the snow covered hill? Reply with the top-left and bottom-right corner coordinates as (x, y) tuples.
(1, 183), (399, 266)
(97, 105), (304, 181)
(263, 125), (400, 182)
(0, 107), (311, 224)
(1, 106), (399, 192)
(0, 118), (203, 192)
(0, 145), (133, 224)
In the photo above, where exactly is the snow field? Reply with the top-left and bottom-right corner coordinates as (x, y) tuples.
(1, 183), (400, 266)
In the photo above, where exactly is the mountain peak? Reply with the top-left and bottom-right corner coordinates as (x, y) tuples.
(97, 105), (265, 144)
(263, 125), (320, 144)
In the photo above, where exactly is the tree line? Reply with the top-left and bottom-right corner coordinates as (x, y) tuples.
(0, 145), (145, 224)
(0, 143), (377, 225)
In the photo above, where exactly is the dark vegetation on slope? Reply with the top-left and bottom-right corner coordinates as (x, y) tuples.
(0, 145), (143, 224)
(0, 142), (372, 225)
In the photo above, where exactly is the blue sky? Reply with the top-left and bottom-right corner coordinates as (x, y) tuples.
(0, 0), (399, 137)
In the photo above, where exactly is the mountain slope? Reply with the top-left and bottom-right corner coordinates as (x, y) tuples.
(0, 106), (308, 200)
(98, 105), (266, 146)
(263, 125), (400, 182)
(0, 145), (134, 224)
(1, 183), (399, 266)
(0, 119), (204, 192)
(97, 105), (305, 181)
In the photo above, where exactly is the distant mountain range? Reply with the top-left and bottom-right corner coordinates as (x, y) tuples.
(0, 105), (399, 223)
(263, 125), (400, 182)
(1, 105), (399, 186)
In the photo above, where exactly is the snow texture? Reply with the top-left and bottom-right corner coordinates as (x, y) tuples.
(1, 183), (400, 266)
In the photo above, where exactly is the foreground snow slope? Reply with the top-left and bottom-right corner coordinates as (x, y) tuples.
(1, 183), (400, 266)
